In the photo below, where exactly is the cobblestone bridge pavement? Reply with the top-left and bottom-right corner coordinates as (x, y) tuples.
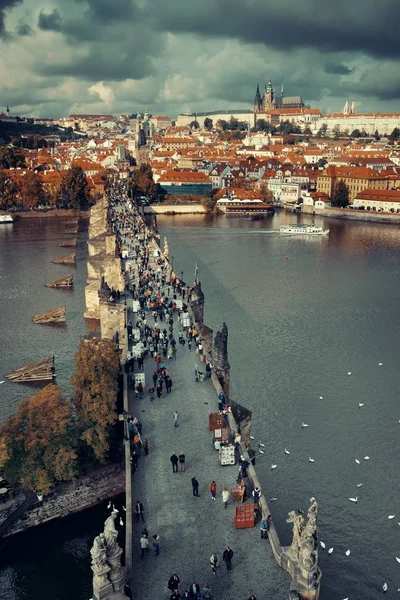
(127, 309), (289, 600)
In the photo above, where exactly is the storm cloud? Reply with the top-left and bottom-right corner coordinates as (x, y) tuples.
(1, 0), (400, 117)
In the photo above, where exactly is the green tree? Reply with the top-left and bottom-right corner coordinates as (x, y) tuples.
(0, 171), (18, 209)
(58, 166), (89, 209)
(318, 158), (328, 169)
(203, 117), (213, 131)
(71, 339), (120, 463)
(278, 120), (302, 135)
(0, 385), (78, 495)
(332, 180), (350, 207)
(351, 129), (361, 138)
(259, 183), (274, 203)
(389, 127), (400, 142)
(189, 120), (199, 129)
(0, 146), (26, 169)
(374, 130), (381, 141)
(333, 124), (341, 140)
(216, 119), (229, 131)
(317, 123), (328, 137)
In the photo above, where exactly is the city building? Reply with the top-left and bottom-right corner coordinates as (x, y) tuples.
(317, 166), (389, 201)
(254, 79), (305, 115)
(352, 188), (400, 212)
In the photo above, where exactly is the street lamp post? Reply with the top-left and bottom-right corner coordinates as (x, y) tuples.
(181, 270), (184, 283)
(171, 255), (174, 271)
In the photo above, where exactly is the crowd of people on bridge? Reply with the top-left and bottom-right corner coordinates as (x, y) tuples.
(106, 182), (262, 600)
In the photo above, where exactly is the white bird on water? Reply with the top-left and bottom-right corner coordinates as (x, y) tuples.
(348, 371), (352, 376)
(388, 515), (396, 519)
(107, 501), (111, 509)
(364, 456), (370, 460)
(319, 396), (323, 400)
(270, 497), (278, 502)
(250, 435), (255, 440)
(359, 403), (364, 408)
(302, 422), (309, 429)
(271, 464), (277, 470)
(119, 517), (124, 526)
(395, 557), (400, 563)
(328, 547), (334, 554)
(259, 449), (264, 454)
(284, 448), (290, 455)
(378, 362), (383, 366)
(357, 483), (363, 488)
(259, 442), (265, 448)
(355, 459), (360, 464)
(122, 506), (126, 511)
(345, 549), (351, 556)
(309, 457), (315, 463)
(320, 541), (326, 549)
(348, 497), (358, 503)
(383, 582), (388, 593)
(0, 381), (4, 384)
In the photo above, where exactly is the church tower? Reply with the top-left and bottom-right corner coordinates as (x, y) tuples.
(264, 79), (276, 111)
(254, 83), (262, 113)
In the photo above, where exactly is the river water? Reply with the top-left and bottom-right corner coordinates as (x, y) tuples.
(0, 212), (399, 599)
(156, 211), (400, 600)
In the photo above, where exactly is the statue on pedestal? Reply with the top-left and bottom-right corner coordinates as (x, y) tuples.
(103, 509), (119, 555)
(299, 497), (318, 572)
(286, 510), (306, 559)
(91, 534), (107, 571)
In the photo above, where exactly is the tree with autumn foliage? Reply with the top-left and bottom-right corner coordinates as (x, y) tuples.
(0, 171), (19, 209)
(0, 385), (78, 495)
(0, 146), (26, 169)
(58, 165), (90, 209)
(19, 170), (45, 209)
(71, 339), (120, 463)
(128, 163), (157, 201)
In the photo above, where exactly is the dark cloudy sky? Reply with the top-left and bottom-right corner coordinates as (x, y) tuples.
(2, 0), (400, 118)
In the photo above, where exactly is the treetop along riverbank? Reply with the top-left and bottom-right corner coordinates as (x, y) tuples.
(0, 339), (121, 496)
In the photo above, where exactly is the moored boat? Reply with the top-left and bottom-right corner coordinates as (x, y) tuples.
(0, 214), (14, 224)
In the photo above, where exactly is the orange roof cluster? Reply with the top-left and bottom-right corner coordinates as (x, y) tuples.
(318, 166), (387, 180)
(356, 189), (400, 202)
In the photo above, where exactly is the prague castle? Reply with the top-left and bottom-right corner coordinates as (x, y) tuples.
(254, 79), (305, 114)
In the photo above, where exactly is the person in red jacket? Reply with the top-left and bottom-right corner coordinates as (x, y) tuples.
(210, 481), (217, 500)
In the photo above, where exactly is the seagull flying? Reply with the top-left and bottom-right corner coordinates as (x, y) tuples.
(388, 515), (396, 519)
(271, 464), (277, 470)
(328, 547), (334, 554)
(309, 457), (315, 463)
(302, 422), (309, 428)
(348, 497), (358, 503)
(284, 448), (290, 455)
(345, 549), (351, 556)
(320, 541), (326, 549)
(359, 403), (364, 408)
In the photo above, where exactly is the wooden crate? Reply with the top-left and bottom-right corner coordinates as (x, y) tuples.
(234, 503), (257, 529)
(209, 413), (223, 431)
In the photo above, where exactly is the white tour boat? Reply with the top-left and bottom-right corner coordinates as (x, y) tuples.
(280, 224), (329, 236)
(0, 214), (14, 224)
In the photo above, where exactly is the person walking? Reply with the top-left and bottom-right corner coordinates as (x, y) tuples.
(202, 583), (212, 599)
(210, 553), (219, 575)
(252, 486), (261, 504)
(188, 339), (192, 351)
(152, 533), (160, 555)
(168, 574), (180, 593)
(140, 534), (149, 558)
(240, 456), (250, 478)
(191, 476), (200, 497)
(222, 546), (233, 571)
(210, 481), (217, 500)
(156, 383), (162, 399)
(222, 487), (229, 508)
(173, 411), (179, 427)
(189, 582), (201, 599)
(178, 452), (186, 472)
(134, 500), (145, 522)
(260, 516), (269, 540)
(170, 592), (181, 600)
(170, 452), (179, 473)
(166, 376), (173, 393)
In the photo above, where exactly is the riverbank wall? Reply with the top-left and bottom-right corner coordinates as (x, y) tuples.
(144, 203), (206, 215)
(302, 204), (400, 224)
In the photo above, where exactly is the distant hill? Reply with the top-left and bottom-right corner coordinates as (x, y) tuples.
(0, 120), (85, 145)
